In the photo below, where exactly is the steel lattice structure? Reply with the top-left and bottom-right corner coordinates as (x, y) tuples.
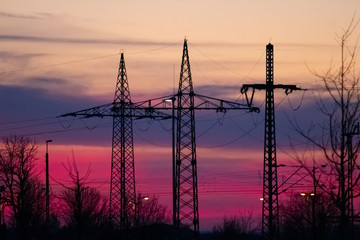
(241, 43), (303, 240)
(111, 53), (136, 228)
(60, 40), (259, 236)
(175, 39), (199, 237)
(261, 44), (279, 240)
(60, 54), (171, 230)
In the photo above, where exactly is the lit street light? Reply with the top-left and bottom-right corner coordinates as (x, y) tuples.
(136, 195), (149, 227)
(278, 163), (326, 240)
(165, 96), (176, 227)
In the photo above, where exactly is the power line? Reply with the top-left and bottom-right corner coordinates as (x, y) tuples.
(0, 41), (182, 74)
(0, 116), (56, 125)
(191, 42), (265, 84)
(0, 53), (120, 74)
(11, 122), (112, 138)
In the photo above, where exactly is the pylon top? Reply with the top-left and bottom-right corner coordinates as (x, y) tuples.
(266, 43), (273, 50)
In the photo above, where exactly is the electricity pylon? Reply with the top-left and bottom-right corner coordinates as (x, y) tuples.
(175, 38), (199, 236)
(60, 53), (171, 229)
(130, 40), (258, 239)
(241, 43), (304, 240)
(60, 40), (259, 237)
(110, 52), (136, 228)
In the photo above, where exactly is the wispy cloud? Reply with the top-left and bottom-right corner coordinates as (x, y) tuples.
(27, 76), (72, 87)
(0, 34), (179, 46)
(0, 51), (47, 71)
(0, 51), (45, 59)
(0, 34), (335, 49)
(0, 11), (51, 20)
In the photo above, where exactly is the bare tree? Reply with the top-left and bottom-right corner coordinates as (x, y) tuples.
(59, 160), (109, 240)
(0, 135), (45, 240)
(293, 17), (360, 238)
(136, 194), (170, 227)
(212, 210), (257, 240)
(281, 192), (338, 240)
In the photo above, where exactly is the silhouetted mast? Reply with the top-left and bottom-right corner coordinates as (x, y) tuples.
(241, 43), (304, 240)
(110, 52), (136, 229)
(175, 39), (199, 237)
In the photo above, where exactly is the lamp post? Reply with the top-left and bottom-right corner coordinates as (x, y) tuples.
(45, 139), (52, 224)
(170, 97), (176, 228)
(278, 163), (326, 240)
(299, 192), (316, 238)
(136, 195), (149, 227)
(165, 96), (176, 228)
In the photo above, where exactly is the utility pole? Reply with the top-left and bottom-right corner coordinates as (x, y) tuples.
(344, 123), (359, 240)
(312, 165), (316, 240)
(170, 96), (177, 239)
(241, 43), (304, 240)
(45, 139), (52, 224)
(311, 164), (325, 240)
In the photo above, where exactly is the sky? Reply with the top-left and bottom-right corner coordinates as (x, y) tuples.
(1, 0), (360, 231)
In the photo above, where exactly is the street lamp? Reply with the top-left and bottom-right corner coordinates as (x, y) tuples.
(165, 96), (176, 227)
(45, 139), (52, 224)
(300, 191), (317, 240)
(136, 195), (149, 227)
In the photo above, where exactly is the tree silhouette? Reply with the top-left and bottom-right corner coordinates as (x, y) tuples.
(212, 211), (257, 240)
(0, 135), (45, 240)
(293, 16), (360, 239)
(281, 192), (337, 240)
(135, 194), (170, 227)
(59, 160), (109, 240)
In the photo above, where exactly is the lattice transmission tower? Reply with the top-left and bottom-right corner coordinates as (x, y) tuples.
(60, 40), (259, 236)
(60, 52), (170, 230)
(241, 43), (303, 240)
(175, 39), (199, 236)
(110, 52), (136, 229)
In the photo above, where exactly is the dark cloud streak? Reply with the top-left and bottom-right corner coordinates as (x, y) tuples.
(0, 34), (179, 46)
(0, 34), (336, 49)
(0, 11), (55, 20)
(0, 11), (41, 19)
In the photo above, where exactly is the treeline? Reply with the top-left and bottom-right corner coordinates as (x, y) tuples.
(2, 135), (358, 240)
(0, 135), (172, 240)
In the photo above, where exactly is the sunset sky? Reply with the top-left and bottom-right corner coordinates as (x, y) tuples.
(1, 0), (359, 231)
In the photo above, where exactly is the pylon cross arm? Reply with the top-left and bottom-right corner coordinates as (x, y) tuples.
(59, 102), (172, 120)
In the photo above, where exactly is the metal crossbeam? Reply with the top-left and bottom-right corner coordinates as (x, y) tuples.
(59, 102), (172, 119)
(59, 40), (258, 237)
(131, 94), (259, 112)
(241, 43), (305, 240)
